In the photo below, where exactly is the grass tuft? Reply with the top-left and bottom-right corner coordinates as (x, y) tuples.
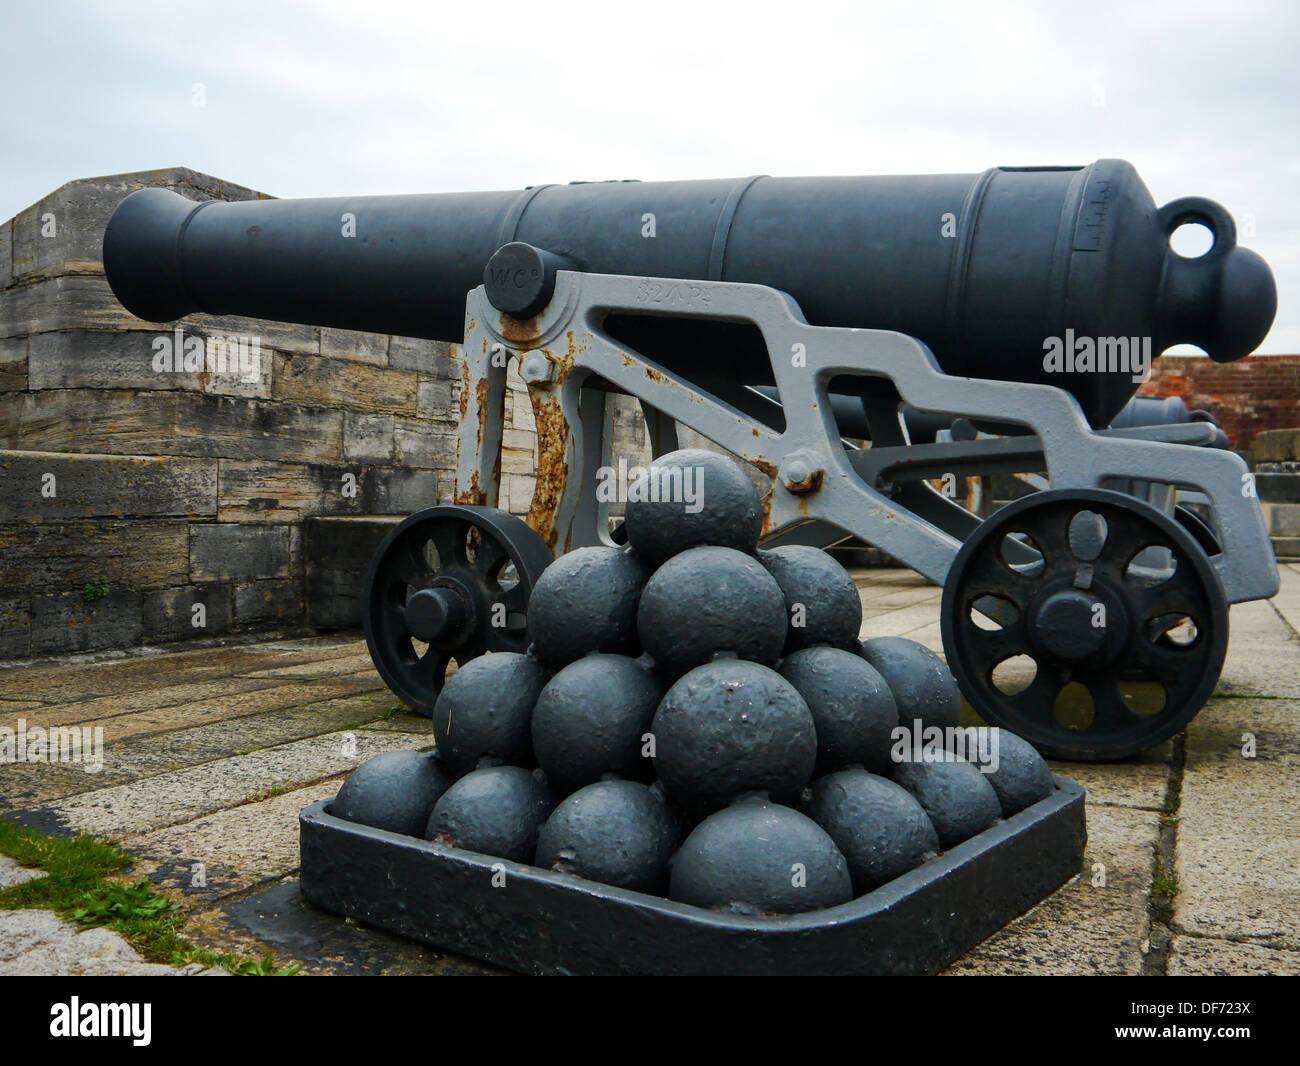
(0, 819), (298, 975)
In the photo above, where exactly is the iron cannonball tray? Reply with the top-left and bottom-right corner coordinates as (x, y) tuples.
(299, 776), (1085, 976)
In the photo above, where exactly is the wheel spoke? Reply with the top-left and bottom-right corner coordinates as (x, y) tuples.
(1129, 577), (1205, 627)
(385, 601), (412, 638)
(474, 536), (510, 578)
(960, 550), (1039, 610)
(388, 535), (430, 587)
(430, 519), (468, 568)
(483, 589), (528, 652)
(1132, 638), (1197, 688)
(485, 629), (527, 654)
(417, 646), (451, 682)
(1008, 660), (1064, 717)
(497, 584), (528, 612)
(1086, 677), (1137, 732)
(965, 623), (1029, 671)
(409, 649), (451, 714)
(1096, 508), (1166, 570)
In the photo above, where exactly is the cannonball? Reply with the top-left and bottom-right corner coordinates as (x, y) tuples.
(803, 768), (939, 893)
(652, 659), (817, 814)
(891, 756), (1001, 850)
(859, 636), (961, 731)
(531, 654), (663, 794)
(759, 546), (862, 652)
(333, 750), (452, 837)
(779, 646), (899, 774)
(526, 546), (648, 669)
(986, 730), (1054, 816)
(431, 652), (548, 777)
(622, 448), (764, 569)
(637, 546), (786, 677)
(425, 765), (555, 863)
(535, 780), (684, 894)
(668, 796), (853, 914)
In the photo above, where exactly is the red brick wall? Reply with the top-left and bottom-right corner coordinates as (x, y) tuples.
(1137, 355), (1300, 456)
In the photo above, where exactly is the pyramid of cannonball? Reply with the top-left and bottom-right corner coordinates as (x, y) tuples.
(331, 448), (1057, 917)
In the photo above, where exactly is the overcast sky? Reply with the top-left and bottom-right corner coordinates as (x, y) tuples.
(3, 0), (1296, 351)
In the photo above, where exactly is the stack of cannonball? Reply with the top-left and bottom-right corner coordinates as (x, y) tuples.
(333, 448), (1054, 914)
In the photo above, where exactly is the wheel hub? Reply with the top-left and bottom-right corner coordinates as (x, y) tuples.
(405, 585), (472, 644)
(1027, 583), (1129, 669)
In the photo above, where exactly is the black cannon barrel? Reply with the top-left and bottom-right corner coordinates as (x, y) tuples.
(103, 160), (1275, 426)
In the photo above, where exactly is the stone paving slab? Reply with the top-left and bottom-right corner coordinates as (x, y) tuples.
(0, 854), (43, 889)
(8, 730), (430, 838)
(0, 909), (219, 975)
(0, 635), (362, 704)
(858, 602), (947, 641)
(104, 693), (399, 773)
(0, 763), (133, 810)
(133, 777), (345, 901)
(1189, 697), (1300, 759)
(1046, 747), (1172, 811)
(358, 710), (436, 734)
(1215, 596), (1300, 698)
(0, 699), (47, 713)
(1269, 563), (1300, 634)
(13, 676), (293, 731)
(0, 691), (398, 809)
(1176, 716), (1300, 949)
(859, 584), (943, 609)
(902, 620), (943, 652)
(1168, 935), (1300, 976)
(942, 804), (1160, 975)
(32, 676), (386, 746)
(238, 653), (380, 679)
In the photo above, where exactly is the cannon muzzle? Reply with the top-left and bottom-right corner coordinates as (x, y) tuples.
(103, 161), (1276, 426)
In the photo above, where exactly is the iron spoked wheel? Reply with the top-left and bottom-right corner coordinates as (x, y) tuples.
(941, 488), (1228, 762)
(363, 506), (553, 716)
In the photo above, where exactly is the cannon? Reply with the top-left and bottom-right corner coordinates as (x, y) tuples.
(103, 159), (1279, 760)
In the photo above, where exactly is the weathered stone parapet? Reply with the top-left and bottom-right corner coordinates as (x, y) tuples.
(0, 168), (504, 660)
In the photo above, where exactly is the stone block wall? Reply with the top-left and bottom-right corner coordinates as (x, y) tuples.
(0, 167), (551, 660)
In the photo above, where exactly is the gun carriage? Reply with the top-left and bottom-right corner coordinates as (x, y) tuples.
(103, 160), (1278, 760)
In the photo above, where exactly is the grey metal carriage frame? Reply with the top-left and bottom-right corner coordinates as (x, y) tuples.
(453, 268), (1277, 608)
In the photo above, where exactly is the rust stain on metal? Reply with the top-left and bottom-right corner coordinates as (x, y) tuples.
(759, 490), (775, 535)
(499, 312), (539, 346)
(525, 393), (570, 550)
(785, 469), (824, 495)
(454, 472), (487, 507)
(454, 359), (497, 507)
(563, 329), (594, 362)
(751, 458), (779, 480)
(644, 366), (667, 385)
